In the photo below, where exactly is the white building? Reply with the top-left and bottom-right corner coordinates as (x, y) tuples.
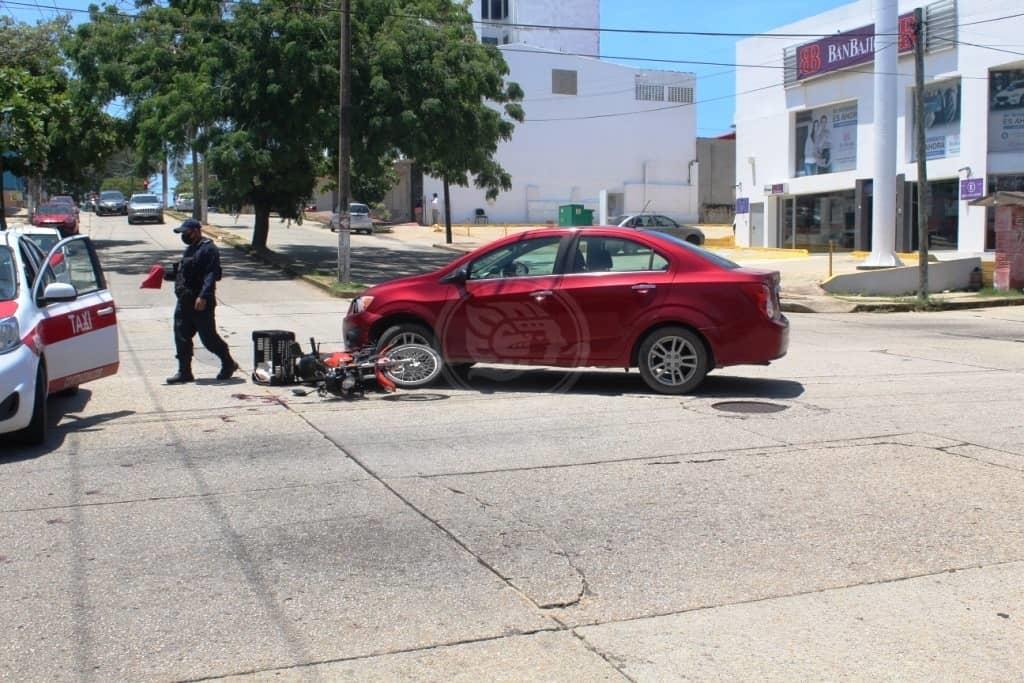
(471, 0), (600, 55)
(733, 0), (1024, 254)
(423, 44), (699, 225)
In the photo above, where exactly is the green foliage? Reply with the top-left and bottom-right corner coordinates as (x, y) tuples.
(100, 176), (149, 197)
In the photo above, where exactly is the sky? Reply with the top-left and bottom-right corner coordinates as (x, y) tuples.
(600, 0), (853, 136)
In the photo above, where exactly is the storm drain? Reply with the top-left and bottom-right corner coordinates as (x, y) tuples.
(711, 401), (789, 414)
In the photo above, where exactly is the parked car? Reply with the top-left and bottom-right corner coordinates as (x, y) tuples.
(174, 194), (194, 211)
(31, 203), (80, 237)
(343, 227), (787, 394)
(0, 231), (120, 444)
(331, 202), (388, 234)
(127, 193), (164, 224)
(81, 196), (97, 212)
(609, 214), (705, 245)
(96, 190), (128, 216)
(49, 195), (79, 214)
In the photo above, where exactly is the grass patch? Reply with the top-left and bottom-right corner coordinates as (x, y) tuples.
(975, 286), (1024, 298)
(304, 273), (368, 297)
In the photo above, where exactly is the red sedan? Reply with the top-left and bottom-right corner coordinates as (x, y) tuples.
(31, 203), (80, 238)
(343, 227), (788, 394)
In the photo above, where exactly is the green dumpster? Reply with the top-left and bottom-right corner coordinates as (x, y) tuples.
(558, 204), (594, 227)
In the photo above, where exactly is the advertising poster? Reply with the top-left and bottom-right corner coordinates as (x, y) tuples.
(794, 102), (858, 177)
(989, 69), (1024, 153)
(912, 79), (961, 161)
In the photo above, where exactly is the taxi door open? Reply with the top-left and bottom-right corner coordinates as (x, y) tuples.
(32, 236), (119, 393)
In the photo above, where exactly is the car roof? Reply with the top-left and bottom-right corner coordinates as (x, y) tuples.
(7, 225), (61, 236)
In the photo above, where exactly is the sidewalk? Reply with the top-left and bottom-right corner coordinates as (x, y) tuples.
(195, 212), (1024, 314)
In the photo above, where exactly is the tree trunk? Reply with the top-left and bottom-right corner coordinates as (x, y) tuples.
(252, 201), (271, 251)
(190, 144), (200, 221)
(0, 155), (7, 231)
(443, 177), (452, 244)
(161, 154), (169, 210)
(200, 151), (209, 224)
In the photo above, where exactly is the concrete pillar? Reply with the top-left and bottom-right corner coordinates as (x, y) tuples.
(599, 189), (608, 225)
(863, 0), (903, 268)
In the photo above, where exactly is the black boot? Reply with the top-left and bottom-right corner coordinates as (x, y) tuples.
(216, 359), (239, 380)
(166, 369), (195, 384)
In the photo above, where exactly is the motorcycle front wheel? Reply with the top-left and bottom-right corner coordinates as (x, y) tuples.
(383, 343), (442, 388)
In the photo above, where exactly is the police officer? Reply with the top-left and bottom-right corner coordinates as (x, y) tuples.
(166, 218), (238, 384)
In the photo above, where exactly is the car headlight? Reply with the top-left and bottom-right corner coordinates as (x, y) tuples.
(349, 295), (374, 315)
(0, 316), (21, 355)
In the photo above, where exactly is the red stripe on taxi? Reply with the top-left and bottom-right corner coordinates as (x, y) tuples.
(0, 301), (17, 317)
(48, 361), (120, 393)
(37, 302), (117, 345)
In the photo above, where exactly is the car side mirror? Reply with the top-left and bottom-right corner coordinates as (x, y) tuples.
(440, 266), (468, 285)
(41, 282), (78, 305)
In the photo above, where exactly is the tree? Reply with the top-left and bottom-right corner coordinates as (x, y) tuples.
(0, 17), (73, 210)
(351, 0), (524, 204)
(206, 0), (337, 250)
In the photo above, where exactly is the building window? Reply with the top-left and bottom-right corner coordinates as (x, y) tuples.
(667, 86), (693, 104)
(482, 0), (508, 20)
(482, 36), (498, 45)
(635, 82), (665, 102)
(552, 69), (578, 96)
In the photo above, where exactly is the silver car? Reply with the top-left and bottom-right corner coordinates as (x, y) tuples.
(127, 194), (164, 225)
(609, 214), (705, 245)
(331, 202), (386, 234)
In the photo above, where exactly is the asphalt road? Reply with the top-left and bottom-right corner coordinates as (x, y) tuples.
(2, 213), (1024, 681)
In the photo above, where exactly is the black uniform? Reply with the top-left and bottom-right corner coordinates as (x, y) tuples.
(172, 237), (235, 374)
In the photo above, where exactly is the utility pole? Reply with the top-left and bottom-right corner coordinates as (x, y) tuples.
(336, 0), (352, 283)
(913, 6), (930, 304)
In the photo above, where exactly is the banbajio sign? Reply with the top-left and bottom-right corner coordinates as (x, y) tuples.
(796, 13), (917, 81)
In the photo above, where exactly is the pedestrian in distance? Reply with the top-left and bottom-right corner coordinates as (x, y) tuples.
(816, 115), (832, 174)
(165, 218), (239, 384)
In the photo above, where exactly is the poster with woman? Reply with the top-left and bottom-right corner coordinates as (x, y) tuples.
(794, 103), (857, 176)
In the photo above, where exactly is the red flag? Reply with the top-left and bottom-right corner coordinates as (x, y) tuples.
(140, 264), (165, 289)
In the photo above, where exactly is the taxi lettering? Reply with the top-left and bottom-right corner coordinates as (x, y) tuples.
(70, 311), (94, 334)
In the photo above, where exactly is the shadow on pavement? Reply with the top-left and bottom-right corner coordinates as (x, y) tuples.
(0, 389), (135, 462)
(269, 244), (457, 284)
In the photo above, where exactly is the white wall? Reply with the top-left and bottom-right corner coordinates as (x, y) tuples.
(424, 45), (698, 225)
(471, 0), (600, 55)
(733, 0), (1024, 252)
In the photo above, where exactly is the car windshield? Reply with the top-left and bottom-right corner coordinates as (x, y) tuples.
(0, 247), (15, 301)
(133, 195), (159, 203)
(101, 191), (124, 200)
(647, 231), (740, 269)
(608, 216), (626, 225)
(37, 204), (70, 215)
(350, 203), (370, 214)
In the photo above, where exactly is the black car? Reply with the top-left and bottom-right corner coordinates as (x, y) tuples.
(96, 190), (128, 216)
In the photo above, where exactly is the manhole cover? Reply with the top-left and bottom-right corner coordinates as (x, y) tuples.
(711, 401), (788, 414)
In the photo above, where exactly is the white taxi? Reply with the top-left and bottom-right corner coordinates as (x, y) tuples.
(1, 230), (119, 445)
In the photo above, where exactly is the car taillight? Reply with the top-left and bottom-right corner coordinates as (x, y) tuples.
(744, 282), (779, 319)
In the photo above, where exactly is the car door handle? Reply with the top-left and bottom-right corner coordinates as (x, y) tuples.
(530, 290), (553, 301)
(97, 306), (115, 316)
(632, 284), (656, 293)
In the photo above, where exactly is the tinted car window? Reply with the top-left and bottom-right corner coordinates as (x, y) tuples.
(100, 191), (124, 200)
(24, 234), (60, 253)
(654, 215), (679, 228)
(468, 236), (562, 280)
(132, 194), (159, 203)
(647, 231), (740, 269)
(0, 248), (15, 301)
(572, 237), (669, 273)
(350, 203), (370, 214)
